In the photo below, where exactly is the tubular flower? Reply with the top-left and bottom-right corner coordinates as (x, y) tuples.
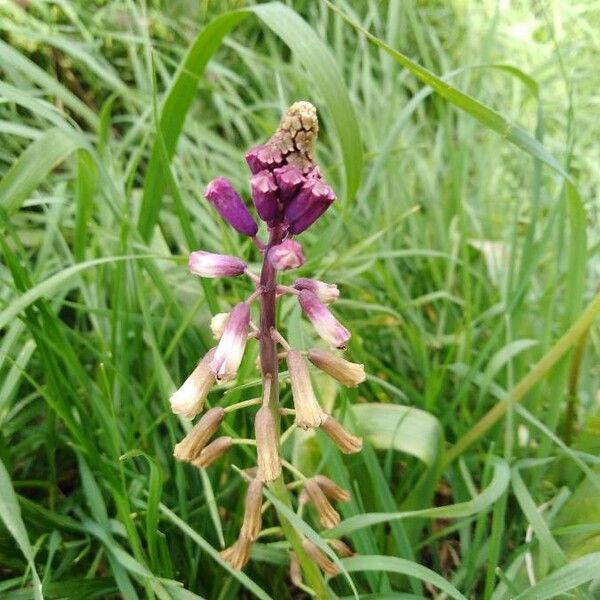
(191, 436), (232, 468)
(188, 251), (246, 278)
(169, 102), (365, 578)
(286, 350), (326, 429)
(173, 407), (225, 462)
(301, 478), (341, 529)
(307, 348), (365, 387)
(313, 475), (351, 503)
(255, 405), (282, 483)
(320, 414), (363, 454)
(298, 290), (350, 349)
(169, 348), (216, 419)
(293, 277), (339, 304)
(221, 535), (253, 570)
(240, 478), (264, 541)
(210, 302), (250, 382)
(268, 240), (305, 271)
(301, 540), (339, 576)
(250, 170), (279, 221)
(204, 177), (258, 236)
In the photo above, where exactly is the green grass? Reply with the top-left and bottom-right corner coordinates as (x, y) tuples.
(1, 1), (599, 598)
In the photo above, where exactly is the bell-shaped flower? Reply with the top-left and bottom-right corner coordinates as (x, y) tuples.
(188, 251), (246, 278)
(307, 348), (365, 387)
(268, 240), (305, 271)
(273, 164), (305, 203)
(293, 277), (339, 304)
(245, 144), (284, 174)
(169, 348), (216, 418)
(204, 177), (258, 236)
(250, 170), (279, 221)
(285, 179), (335, 234)
(320, 414), (362, 454)
(210, 302), (250, 382)
(286, 350), (326, 429)
(298, 290), (350, 349)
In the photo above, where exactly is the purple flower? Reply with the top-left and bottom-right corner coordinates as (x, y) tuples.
(245, 144), (284, 174)
(298, 290), (350, 349)
(210, 302), (251, 382)
(284, 179), (336, 234)
(250, 170), (279, 222)
(268, 240), (305, 271)
(205, 177), (258, 237)
(188, 251), (246, 278)
(293, 278), (339, 304)
(273, 165), (305, 204)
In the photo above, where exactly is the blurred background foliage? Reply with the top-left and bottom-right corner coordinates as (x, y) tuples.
(0, 0), (599, 598)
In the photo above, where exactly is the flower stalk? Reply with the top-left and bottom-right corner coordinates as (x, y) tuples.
(169, 102), (364, 596)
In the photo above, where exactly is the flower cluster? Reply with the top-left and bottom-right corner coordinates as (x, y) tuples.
(169, 102), (365, 583)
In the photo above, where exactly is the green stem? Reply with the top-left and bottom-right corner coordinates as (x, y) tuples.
(445, 289), (600, 466)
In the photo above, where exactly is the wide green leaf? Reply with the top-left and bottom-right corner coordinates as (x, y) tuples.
(338, 556), (467, 600)
(351, 403), (443, 467)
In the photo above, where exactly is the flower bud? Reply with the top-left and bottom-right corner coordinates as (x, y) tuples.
(245, 144), (284, 174)
(204, 177), (258, 236)
(313, 474), (351, 503)
(273, 164), (305, 203)
(286, 350), (326, 429)
(210, 313), (229, 340)
(240, 478), (263, 541)
(192, 436), (232, 468)
(250, 170), (279, 221)
(328, 539), (354, 558)
(169, 348), (216, 419)
(320, 414), (362, 454)
(173, 407), (225, 461)
(188, 251), (246, 278)
(210, 302), (250, 382)
(298, 290), (350, 349)
(221, 534), (252, 570)
(268, 240), (305, 271)
(301, 539), (339, 576)
(293, 278), (339, 304)
(255, 406), (281, 482)
(285, 179), (335, 234)
(302, 478), (340, 529)
(307, 348), (365, 387)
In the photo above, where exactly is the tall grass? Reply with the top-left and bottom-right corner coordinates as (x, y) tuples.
(0, 1), (599, 598)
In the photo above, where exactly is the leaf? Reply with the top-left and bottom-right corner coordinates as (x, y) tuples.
(0, 459), (43, 600)
(325, 458), (510, 538)
(338, 556), (467, 600)
(139, 2), (362, 240)
(350, 403), (444, 467)
(514, 552), (600, 600)
(0, 128), (85, 214)
(0, 254), (169, 331)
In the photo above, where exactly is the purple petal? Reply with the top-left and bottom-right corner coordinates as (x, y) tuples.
(298, 290), (350, 349)
(284, 179), (336, 234)
(250, 170), (279, 222)
(268, 240), (305, 271)
(204, 177), (258, 237)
